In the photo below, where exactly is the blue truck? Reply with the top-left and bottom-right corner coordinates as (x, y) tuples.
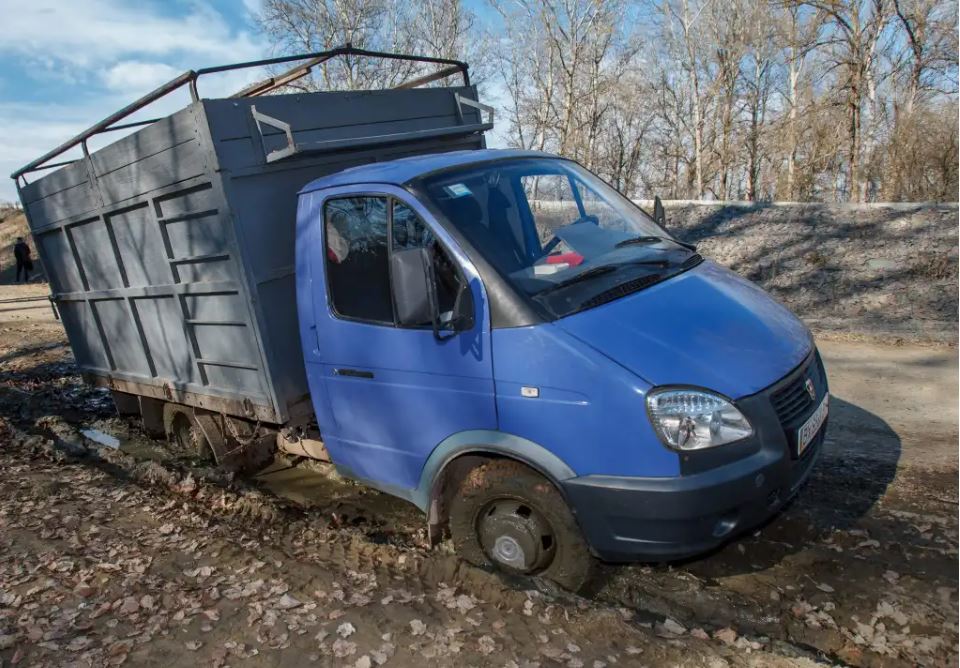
(12, 48), (828, 590)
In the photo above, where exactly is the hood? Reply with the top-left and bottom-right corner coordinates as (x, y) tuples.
(555, 261), (812, 399)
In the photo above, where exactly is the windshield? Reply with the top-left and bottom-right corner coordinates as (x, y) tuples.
(416, 157), (700, 319)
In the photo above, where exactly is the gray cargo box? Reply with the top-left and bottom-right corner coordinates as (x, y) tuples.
(12, 47), (491, 425)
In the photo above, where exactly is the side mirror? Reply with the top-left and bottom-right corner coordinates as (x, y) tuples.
(390, 247), (434, 327)
(653, 195), (666, 228)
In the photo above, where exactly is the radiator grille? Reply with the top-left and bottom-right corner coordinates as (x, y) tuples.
(771, 352), (825, 428)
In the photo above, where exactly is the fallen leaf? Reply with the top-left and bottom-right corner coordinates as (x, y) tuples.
(656, 618), (686, 636)
(332, 638), (357, 658)
(276, 593), (301, 610)
(455, 594), (476, 614)
(714, 627), (738, 645)
(478, 635), (497, 655)
(66, 636), (93, 652)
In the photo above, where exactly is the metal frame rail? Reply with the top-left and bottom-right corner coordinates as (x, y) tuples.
(11, 44), (471, 185)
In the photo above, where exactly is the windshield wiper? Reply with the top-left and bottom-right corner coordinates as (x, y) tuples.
(537, 259), (671, 296)
(615, 235), (662, 248)
(537, 264), (617, 294)
(616, 235), (698, 252)
(626, 259), (670, 269)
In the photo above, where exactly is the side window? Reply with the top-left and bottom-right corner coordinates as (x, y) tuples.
(324, 196), (393, 324)
(391, 201), (473, 328)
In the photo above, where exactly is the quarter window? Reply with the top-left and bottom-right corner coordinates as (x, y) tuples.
(392, 200), (435, 251)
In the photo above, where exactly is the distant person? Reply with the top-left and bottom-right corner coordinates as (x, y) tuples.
(14, 237), (32, 283)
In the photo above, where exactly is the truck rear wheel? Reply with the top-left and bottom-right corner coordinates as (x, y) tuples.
(162, 404), (213, 462)
(448, 460), (594, 592)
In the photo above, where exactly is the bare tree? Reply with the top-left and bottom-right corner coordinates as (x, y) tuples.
(255, 0), (959, 202)
(797, 0), (893, 201)
(257, 0), (490, 90)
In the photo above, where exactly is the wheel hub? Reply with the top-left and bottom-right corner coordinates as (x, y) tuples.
(476, 499), (556, 573)
(492, 535), (526, 568)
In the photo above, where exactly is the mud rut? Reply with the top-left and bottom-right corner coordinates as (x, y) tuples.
(0, 334), (957, 666)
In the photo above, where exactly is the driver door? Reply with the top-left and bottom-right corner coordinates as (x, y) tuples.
(305, 187), (497, 491)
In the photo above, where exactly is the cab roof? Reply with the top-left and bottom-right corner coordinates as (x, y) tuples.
(298, 149), (554, 195)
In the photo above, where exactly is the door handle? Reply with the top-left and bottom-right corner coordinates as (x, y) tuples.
(335, 368), (374, 379)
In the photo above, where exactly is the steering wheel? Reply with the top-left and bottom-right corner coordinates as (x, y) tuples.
(540, 215), (599, 258)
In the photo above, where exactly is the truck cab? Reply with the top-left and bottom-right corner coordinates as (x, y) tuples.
(295, 149), (829, 590)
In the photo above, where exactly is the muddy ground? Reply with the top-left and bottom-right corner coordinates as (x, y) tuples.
(0, 287), (957, 667)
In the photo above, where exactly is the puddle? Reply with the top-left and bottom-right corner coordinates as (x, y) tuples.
(254, 458), (350, 508)
(119, 439), (172, 461)
(80, 428), (120, 449)
(254, 457), (424, 536)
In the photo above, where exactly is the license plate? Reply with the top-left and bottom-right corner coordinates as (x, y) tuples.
(797, 393), (829, 455)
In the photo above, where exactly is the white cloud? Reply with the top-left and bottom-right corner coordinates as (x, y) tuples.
(241, 0), (263, 19)
(0, 0), (270, 201)
(0, 0), (263, 69)
(0, 80), (267, 203)
(102, 61), (181, 92)
(0, 98), (126, 200)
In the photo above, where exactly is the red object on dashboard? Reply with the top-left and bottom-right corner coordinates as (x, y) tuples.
(546, 252), (584, 266)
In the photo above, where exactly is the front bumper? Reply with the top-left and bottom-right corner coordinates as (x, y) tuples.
(562, 349), (828, 562)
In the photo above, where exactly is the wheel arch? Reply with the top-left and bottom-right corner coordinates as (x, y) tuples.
(414, 430), (577, 514)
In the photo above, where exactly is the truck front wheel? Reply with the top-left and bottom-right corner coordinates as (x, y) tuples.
(448, 460), (594, 592)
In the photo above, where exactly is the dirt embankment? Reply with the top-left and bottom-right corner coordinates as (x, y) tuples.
(666, 203), (958, 344)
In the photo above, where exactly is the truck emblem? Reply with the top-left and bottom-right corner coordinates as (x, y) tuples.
(804, 379), (816, 400)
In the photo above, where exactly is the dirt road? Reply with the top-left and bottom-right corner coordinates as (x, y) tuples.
(0, 287), (956, 667)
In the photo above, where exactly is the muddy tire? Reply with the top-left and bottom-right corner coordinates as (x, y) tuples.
(162, 404), (213, 461)
(448, 459), (595, 592)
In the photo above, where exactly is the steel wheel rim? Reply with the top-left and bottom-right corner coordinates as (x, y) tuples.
(475, 496), (557, 574)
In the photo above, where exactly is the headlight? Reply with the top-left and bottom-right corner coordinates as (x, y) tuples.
(646, 388), (753, 451)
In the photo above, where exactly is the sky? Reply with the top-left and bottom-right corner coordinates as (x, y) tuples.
(0, 0), (506, 204)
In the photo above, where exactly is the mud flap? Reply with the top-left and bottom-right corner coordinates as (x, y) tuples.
(427, 498), (443, 547)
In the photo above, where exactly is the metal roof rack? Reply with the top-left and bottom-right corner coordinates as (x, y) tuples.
(12, 44), (472, 183)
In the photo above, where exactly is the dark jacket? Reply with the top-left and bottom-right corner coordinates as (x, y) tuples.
(14, 241), (30, 263)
